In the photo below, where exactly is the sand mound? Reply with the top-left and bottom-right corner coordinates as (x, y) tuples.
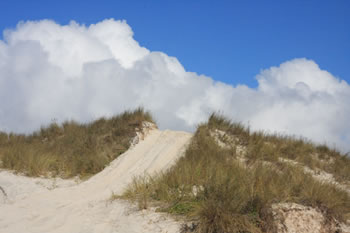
(0, 128), (192, 233)
(272, 203), (350, 233)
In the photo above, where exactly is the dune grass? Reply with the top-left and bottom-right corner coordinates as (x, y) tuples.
(0, 108), (154, 178)
(207, 113), (350, 183)
(121, 113), (350, 233)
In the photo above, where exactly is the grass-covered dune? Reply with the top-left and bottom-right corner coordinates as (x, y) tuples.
(0, 108), (154, 178)
(1, 109), (349, 232)
(122, 114), (350, 233)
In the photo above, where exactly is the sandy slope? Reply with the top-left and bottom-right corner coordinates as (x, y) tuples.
(0, 129), (192, 233)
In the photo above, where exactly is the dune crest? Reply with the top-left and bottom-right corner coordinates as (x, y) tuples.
(0, 128), (192, 233)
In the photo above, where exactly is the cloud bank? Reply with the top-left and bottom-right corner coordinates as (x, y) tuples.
(0, 19), (349, 152)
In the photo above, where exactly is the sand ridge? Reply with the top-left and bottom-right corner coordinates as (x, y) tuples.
(0, 128), (192, 233)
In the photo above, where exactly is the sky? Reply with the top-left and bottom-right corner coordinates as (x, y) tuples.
(0, 0), (349, 152)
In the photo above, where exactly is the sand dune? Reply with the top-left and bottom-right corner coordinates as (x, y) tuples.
(0, 128), (192, 233)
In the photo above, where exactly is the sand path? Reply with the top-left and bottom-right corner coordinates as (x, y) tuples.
(0, 129), (192, 233)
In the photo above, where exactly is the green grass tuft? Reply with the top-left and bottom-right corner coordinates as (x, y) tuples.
(0, 108), (154, 178)
(122, 113), (350, 232)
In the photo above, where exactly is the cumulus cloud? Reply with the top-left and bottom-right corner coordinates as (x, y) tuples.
(0, 19), (349, 152)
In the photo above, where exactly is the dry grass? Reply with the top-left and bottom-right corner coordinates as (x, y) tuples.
(209, 113), (350, 183)
(0, 108), (154, 178)
(122, 113), (350, 233)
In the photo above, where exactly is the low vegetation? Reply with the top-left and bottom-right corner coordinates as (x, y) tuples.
(0, 108), (154, 178)
(121, 113), (350, 233)
(208, 114), (350, 184)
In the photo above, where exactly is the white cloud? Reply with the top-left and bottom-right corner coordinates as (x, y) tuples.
(0, 19), (349, 152)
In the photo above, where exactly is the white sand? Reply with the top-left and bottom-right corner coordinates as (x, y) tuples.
(0, 129), (192, 233)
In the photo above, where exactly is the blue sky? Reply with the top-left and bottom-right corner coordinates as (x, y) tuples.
(1, 0), (350, 151)
(0, 0), (349, 87)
